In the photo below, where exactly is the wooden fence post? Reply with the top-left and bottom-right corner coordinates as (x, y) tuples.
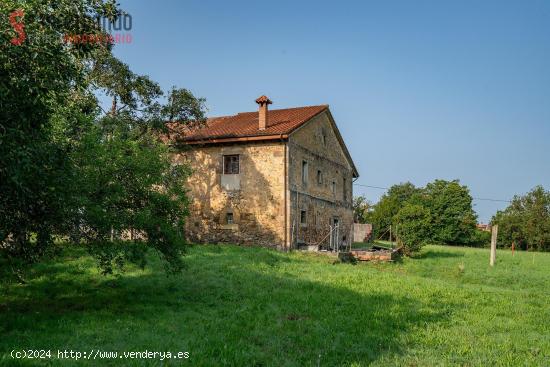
(490, 225), (498, 266)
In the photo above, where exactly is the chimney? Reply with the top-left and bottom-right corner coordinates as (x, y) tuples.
(255, 95), (272, 130)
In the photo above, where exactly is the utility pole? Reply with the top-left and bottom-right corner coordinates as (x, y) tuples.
(490, 225), (498, 266)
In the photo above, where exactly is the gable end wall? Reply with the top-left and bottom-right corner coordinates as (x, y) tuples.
(287, 111), (354, 249)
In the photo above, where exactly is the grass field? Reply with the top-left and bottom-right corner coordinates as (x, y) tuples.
(1, 244), (549, 366)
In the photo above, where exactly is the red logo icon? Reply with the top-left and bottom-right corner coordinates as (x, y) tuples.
(9, 9), (26, 46)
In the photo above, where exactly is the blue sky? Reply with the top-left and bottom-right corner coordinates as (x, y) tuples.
(112, 0), (549, 222)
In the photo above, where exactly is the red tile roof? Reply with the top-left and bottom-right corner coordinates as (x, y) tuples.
(165, 102), (359, 177)
(168, 105), (328, 143)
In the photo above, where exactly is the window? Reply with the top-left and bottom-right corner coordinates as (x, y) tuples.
(331, 180), (336, 194)
(301, 161), (308, 185)
(226, 212), (234, 224)
(300, 210), (307, 225)
(321, 128), (327, 146)
(223, 155), (240, 174)
(317, 170), (323, 185)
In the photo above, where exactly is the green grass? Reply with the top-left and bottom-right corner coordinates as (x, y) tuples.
(1, 245), (549, 366)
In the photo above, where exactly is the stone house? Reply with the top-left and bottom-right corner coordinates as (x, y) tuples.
(170, 96), (359, 250)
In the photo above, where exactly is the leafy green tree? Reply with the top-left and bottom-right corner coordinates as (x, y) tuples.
(0, 0), (119, 279)
(70, 122), (191, 274)
(1, 0), (206, 278)
(471, 229), (491, 248)
(492, 186), (550, 251)
(69, 53), (206, 273)
(420, 180), (477, 246)
(366, 179), (479, 250)
(368, 182), (419, 239)
(394, 204), (432, 256)
(353, 196), (372, 224)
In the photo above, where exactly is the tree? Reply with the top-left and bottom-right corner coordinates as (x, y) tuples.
(353, 196), (372, 224)
(69, 54), (206, 274)
(420, 180), (477, 246)
(492, 186), (550, 251)
(366, 179), (479, 250)
(70, 121), (192, 274)
(1, 0), (206, 278)
(394, 204), (432, 256)
(1, 0), (119, 278)
(368, 182), (419, 239)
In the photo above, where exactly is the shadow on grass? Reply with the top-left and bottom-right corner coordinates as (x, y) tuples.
(416, 249), (464, 259)
(0, 246), (453, 366)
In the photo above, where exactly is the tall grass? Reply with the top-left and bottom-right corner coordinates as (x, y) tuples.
(1, 245), (549, 366)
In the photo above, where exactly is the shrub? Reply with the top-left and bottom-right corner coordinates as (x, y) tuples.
(471, 229), (491, 248)
(394, 204), (432, 256)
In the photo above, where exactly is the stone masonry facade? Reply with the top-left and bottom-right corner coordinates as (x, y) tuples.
(175, 141), (286, 248)
(287, 111), (354, 250)
(172, 99), (358, 250)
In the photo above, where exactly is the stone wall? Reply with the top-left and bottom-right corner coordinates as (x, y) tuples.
(287, 110), (354, 249)
(353, 223), (373, 243)
(175, 141), (286, 248)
